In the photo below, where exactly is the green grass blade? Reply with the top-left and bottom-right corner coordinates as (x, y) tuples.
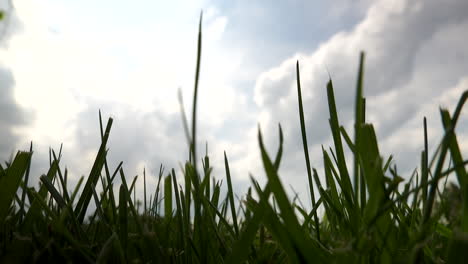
(129, 174), (137, 194)
(301, 197), (323, 229)
(274, 124), (284, 170)
(227, 179), (271, 264)
(164, 174), (173, 217)
(354, 52), (365, 204)
(326, 80), (354, 206)
(143, 167), (147, 215)
(119, 168), (143, 234)
(19, 142), (33, 223)
(421, 117), (429, 209)
(26, 187), (58, 220)
(322, 148), (339, 204)
(224, 151), (239, 237)
(96, 232), (125, 263)
(258, 126), (326, 262)
(118, 184), (128, 253)
(51, 150), (70, 204)
(154, 164), (164, 215)
(39, 175), (66, 209)
(90, 180), (109, 227)
(75, 117), (113, 223)
(424, 91), (468, 225)
(359, 124), (385, 222)
(296, 61), (320, 242)
(178, 89), (192, 149)
(227, 127), (284, 264)
(0, 151), (31, 223)
(440, 109), (468, 231)
(171, 169), (188, 259)
(340, 126), (355, 153)
(190, 11), (202, 171)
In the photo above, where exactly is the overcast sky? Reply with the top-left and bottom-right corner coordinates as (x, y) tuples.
(1, 0), (468, 208)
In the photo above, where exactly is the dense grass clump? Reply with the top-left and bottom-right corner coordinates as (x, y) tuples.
(1, 16), (468, 263)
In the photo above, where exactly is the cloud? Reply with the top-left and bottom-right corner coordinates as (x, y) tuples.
(0, 0), (254, 202)
(2, 0), (468, 212)
(0, 68), (31, 160)
(247, 0), (468, 199)
(0, 1), (32, 162)
(69, 100), (187, 182)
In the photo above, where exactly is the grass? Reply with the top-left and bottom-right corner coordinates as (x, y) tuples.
(1, 15), (468, 263)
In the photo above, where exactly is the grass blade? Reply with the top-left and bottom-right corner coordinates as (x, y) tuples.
(164, 174), (173, 217)
(0, 151), (31, 223)
(326, 80), (354, 206)
(224, 151), (239, 237)
(75, 117), (113, 223)
(296, 61), (320, 242)
(190, 11), (203, 171)
(354, 52), (365, 204)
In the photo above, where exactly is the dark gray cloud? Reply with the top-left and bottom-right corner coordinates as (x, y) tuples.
(0, 68), (30, 159)
(0, 3), (31, 163)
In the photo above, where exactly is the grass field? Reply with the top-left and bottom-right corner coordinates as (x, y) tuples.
(1, 15), (468, 263)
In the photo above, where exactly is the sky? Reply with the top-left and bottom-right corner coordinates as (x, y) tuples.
(1, 0), (468, 210)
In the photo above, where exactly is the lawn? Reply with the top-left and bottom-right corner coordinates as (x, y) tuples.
(1, 14), (468, 263)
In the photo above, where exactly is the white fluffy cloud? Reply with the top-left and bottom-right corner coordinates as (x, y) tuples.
(1, 0), (468, 208)
(247, 0), (468, 202)
(0, 0), (250, 192)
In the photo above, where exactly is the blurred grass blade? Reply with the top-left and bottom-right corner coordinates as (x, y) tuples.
(0, 151), (31, 223)
(97, 232), (125, 263)
(19, 142), (33, 223)
(190, 11), (203, 171)
(144, 167), (147, 215)
(119, 184), (128, 253)
(164, 174), (173, 217)
(224, 151), (239, 237)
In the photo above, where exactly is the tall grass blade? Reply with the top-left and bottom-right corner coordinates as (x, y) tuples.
(296, 61), (320, 242)
(326, 80), (354, 206)
(354, 52), (365, 204)
(190, 11), (203, 171)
